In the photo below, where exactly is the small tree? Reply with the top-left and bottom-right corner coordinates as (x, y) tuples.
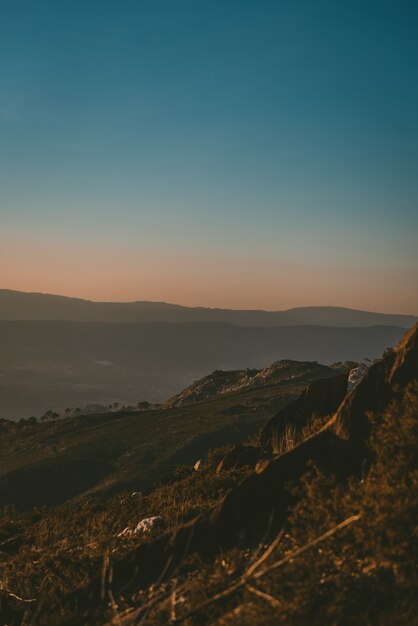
(40, 410), (59, 422)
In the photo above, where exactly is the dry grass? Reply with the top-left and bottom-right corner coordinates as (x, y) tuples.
(271, 414), (330, 456)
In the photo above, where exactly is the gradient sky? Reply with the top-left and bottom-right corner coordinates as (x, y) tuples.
(1, 0), (417, 313)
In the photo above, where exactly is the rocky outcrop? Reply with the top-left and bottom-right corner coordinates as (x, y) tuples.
(65, 324), (418, 612)
(164, 361), (339, 409)
(164, 369), (256, 408)
(347, 363), (368, 390)
(329, 325), (418, 447)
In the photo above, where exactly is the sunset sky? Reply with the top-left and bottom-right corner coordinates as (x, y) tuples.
(1, 0), (417, 313)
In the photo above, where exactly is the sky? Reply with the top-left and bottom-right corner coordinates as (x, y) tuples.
(0, 0), (417, 313)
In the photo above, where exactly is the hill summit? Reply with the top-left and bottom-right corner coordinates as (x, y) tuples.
(164, 360), (339, 408)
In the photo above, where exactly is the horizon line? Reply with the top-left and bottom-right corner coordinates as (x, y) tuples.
(1, 288), (417, 318)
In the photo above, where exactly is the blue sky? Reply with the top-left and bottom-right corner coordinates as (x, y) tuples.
(0, 0), (417, 312)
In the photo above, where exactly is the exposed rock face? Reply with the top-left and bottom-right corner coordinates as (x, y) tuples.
(67, 324), (418, 610)
(329, 325), (418, 447)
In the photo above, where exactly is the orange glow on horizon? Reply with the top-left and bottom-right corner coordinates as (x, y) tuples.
(1, 237), (417, 315)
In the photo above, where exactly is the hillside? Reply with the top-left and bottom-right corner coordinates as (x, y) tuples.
(164, 360), (337, 408)
(0, 360), (337, 510)
(0, 326), (416, 626)
(1, 289), (416, 327)
(0, 321), (405, 419)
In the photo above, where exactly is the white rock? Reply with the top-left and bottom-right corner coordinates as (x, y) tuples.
(347, 363), (368, 391)
(134, 515), (164, 535)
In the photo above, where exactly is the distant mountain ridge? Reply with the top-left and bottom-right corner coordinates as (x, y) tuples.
(0, 289), (416, 327)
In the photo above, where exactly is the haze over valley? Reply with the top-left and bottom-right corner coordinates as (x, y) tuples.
(0, 290), (413, 420)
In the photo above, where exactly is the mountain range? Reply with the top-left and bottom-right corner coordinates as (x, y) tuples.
(1, 289), (416, 327)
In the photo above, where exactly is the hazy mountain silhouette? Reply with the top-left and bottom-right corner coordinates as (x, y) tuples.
(0, 289), (416, 327)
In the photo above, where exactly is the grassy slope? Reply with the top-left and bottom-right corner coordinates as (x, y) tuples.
(1, 384), (416, 626)
(0, 361), (337, 509)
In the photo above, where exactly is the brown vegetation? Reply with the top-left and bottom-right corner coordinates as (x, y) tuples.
(50, 323), (418, 623)
(1, 325), (416, 625)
